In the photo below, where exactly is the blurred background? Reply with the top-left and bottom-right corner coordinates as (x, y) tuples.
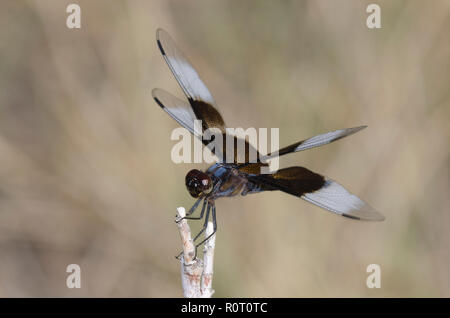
(0, 0), (449, 297)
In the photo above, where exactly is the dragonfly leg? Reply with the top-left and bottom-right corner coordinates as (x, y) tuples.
(175, 182), (221, 259)
(192, 202), (211, 242)
(175, 201), (211, 260)
(175, 196), (204, 224)
(181, 198), (207, 221)
(195, 202), (217, 250)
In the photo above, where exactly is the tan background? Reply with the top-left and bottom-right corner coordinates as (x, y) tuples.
(0, 0), (449, 297)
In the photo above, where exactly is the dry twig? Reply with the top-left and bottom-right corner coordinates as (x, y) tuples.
(176, 207), (216, 298)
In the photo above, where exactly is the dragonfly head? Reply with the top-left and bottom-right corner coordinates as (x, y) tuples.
(185, 169), (213, 198)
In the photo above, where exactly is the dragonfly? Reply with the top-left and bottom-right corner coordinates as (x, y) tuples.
(152, 29), (384, 255)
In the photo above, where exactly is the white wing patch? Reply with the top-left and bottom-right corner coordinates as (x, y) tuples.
(294, 126), (367, 152)
(152, 88), (197, 135)
(302, 178), (384, 221)
(165, 57), (216, 105)
(157, 29), (216, 105)
(262, 126), (367, 161)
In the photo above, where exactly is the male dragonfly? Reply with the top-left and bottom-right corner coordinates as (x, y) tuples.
(152, 29), (384, 253)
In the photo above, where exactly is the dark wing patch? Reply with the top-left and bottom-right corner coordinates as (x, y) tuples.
(248, 167), (325, 196)
(207, 134), (265, 166)
(189, 99), (226, 133)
